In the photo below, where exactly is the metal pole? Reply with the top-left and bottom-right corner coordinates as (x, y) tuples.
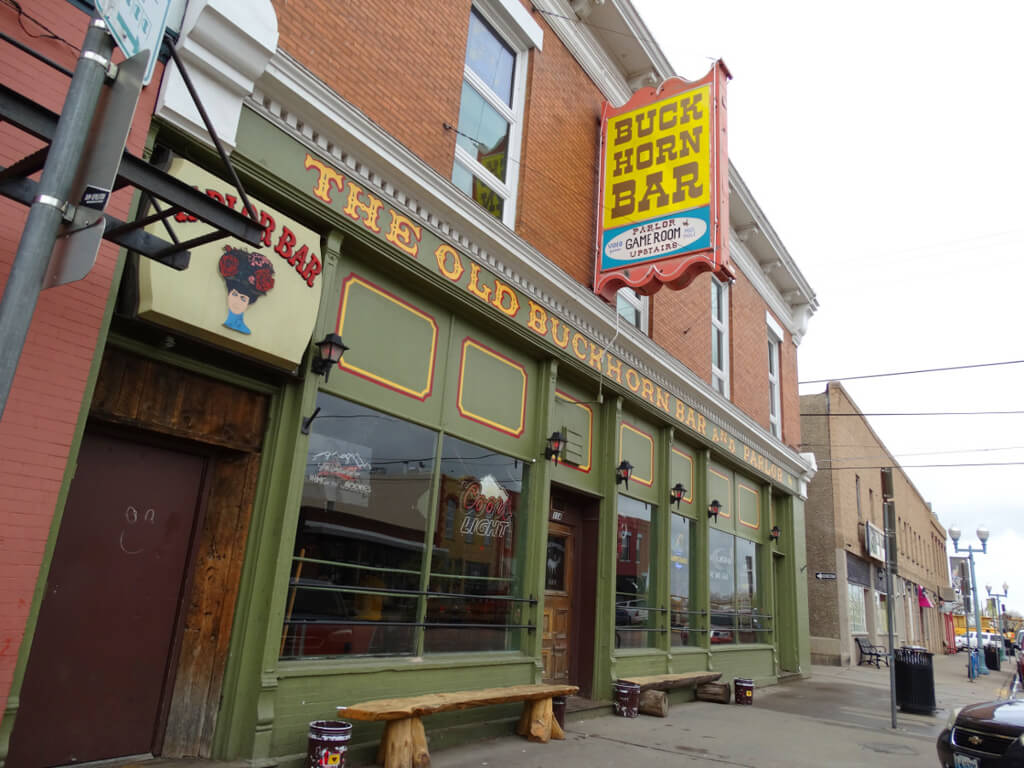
(0, 15), (113, 421)
(883, 500), (897, 729)
(968, 550), (989, 674)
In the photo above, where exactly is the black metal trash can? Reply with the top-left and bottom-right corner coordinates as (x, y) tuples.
(985, 644), (1002, 671)
(893, 647), (935, 714)
(307, 720), (352, 768)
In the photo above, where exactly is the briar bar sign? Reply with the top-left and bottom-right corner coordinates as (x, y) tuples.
(594, 61), (733, 301)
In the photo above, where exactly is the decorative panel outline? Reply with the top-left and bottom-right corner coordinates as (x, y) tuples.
(708, 467), (732, 518)
(555, 389), (593, 473)
(670, 446), (694, 505)
(737, 482), (760, 529)
(457, 337), (528, 437)
(337, 273), (438, 400)
(618, 421), (654, 487)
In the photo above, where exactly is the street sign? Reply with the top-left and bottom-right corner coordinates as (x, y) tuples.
(95, 0), (172, 85)
(815, 572), (837, 581)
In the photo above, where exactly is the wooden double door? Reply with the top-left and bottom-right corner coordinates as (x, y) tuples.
(542, 490), (597, 696)
(7, 348), (267, 766)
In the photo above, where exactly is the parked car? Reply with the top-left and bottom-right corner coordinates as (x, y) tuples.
(937, 698), (1024, 767)
(959, 632), (1001, 651)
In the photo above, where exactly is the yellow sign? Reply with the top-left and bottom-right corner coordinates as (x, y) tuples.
(137, 159), (324, 369)
(603, 84), (711, 231)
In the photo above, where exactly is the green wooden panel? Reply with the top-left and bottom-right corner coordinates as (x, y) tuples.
(545, 377), (604, 496)
(441, 319), (537, 459)
(618, 413), (658, 503)
(322, 261), (449, 429)
(337, 273), (439, 400)
(457, 338), (528, 436)
(707, 461), (734, 531)
(554, 391), (593, 470)
(670, 443), (695, 516)
(737, 480), (760, 534)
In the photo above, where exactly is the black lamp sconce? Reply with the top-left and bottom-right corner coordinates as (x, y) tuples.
(310, 333), (349, 383)
(301, 334), (350, 435)
(544, 431), (564, 464)
(769, 525), (781, 543)
(615, 460), (633, 488)
(670, 482), (686, 509)
(707, 499), (722, 522)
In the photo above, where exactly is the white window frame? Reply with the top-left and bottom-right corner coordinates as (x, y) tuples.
(616, 287), (648, 333)
(711, 276), (729, 397)
(453, 1), (540, 227)
(766, 312), (784, 438)
(848, 586), (867, 634)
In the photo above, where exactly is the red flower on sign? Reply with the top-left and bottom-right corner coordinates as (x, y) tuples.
(219, 251), (240, 277)
(251, 268), (275, 293)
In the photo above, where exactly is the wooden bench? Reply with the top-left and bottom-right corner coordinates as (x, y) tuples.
(338, 683), (578, 768)
(855, 636), (889, 668)
(616, 671), (722, 716)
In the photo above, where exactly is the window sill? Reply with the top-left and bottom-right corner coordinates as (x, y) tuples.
(276, 650), (532, 678)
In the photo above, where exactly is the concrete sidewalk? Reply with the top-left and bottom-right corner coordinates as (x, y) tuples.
(426, 652), (1017, 768)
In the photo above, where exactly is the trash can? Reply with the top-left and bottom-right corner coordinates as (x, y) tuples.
(893, 647), (935, 714)
(307, 720), (352, 768)
(552, 695), (567, 729)
(733, 678), (754, 705)
(985, 644), (1001, 672)
(612, 681), (640, 717)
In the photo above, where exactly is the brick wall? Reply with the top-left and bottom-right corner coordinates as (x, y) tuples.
(0, 0), (159, 719)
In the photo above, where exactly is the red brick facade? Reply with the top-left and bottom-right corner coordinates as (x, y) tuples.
(0, 0), (159, 717)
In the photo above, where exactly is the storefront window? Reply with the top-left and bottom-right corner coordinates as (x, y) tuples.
(615, 495), (656, 649)
(848, 586), (867, 634)
(424, 435), (524, 652)
(709, 530), (764, 644)
(281, 395), (436, 658)
(280, 395), (528, 659)
(670, 513), (698, 647)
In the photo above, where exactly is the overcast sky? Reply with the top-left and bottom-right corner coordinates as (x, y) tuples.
(633, 0), (1024, 615)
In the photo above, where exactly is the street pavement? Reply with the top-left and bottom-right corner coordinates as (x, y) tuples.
(427, 652), (1017, 768)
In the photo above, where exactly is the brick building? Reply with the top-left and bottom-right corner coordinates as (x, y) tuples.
(801, 382), (951, 665)
(1, 1), (818, 764)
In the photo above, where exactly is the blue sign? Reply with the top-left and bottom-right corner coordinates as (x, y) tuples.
(95, 0), (172, 85)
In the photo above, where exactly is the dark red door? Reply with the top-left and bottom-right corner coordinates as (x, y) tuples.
(8, 433), (206, 767)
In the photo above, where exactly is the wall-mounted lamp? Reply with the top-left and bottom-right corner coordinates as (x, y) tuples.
(707, 499), (722, 522)
(670, 482), (686, 509)
(769, 525), (781, 543)
(616, 460), (633, 488)
(545, 431), (564, 464)
(310, 333), (349, 383)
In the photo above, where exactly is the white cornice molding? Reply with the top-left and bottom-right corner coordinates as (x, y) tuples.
(530, 0), (632, 104)
(155, 0), (278, 150)
(251, 52), (813, 484)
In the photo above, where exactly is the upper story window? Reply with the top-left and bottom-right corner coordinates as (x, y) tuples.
(766, 313), (784, 438)
(711, 277), (729, 396)
(453, 6), (530, 226)
(616, 287), (648, 333)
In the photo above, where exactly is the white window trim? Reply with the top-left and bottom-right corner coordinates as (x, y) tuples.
(453, 1), (537, 228)
(767, 312), (783, 438)
(616, 287), (648, 333)
(711, 276), (729, 397)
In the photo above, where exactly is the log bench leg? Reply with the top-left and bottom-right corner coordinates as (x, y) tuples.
(378, 718), (430, 768)
(638, 690), (668, 717)
(515, 697), (564, 743)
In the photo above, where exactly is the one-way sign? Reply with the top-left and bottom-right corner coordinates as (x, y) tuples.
(815, 572), (837, 580)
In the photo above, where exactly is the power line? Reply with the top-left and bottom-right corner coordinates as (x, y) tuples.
(800, 410), (1024, 417)
(816, 462), (1024, 470)
(799, 358), (1024, 385)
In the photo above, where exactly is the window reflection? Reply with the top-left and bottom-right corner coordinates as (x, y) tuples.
(281, 395), (436, 658)
(670, 514), (698, 647)
(615, 495), (655, 649)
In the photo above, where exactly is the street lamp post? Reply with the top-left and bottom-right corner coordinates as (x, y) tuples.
(950, 525), (990, 675)
(987, 581), (1009, 658)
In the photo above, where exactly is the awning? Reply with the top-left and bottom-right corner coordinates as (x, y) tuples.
(918, 586), (935, 608)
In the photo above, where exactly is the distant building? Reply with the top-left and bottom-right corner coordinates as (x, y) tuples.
(801, 382), (951, 664)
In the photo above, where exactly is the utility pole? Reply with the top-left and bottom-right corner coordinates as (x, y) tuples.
(881, 467), (898, 729)
(0, 15), (114, 419)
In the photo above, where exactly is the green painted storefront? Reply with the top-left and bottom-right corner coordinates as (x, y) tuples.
(4, 106), (811, 766)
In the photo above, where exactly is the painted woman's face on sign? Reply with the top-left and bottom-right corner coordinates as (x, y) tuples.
(227, 288), (251, 315)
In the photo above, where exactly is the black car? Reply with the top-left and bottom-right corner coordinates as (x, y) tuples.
(937, 698), (1024, 767)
